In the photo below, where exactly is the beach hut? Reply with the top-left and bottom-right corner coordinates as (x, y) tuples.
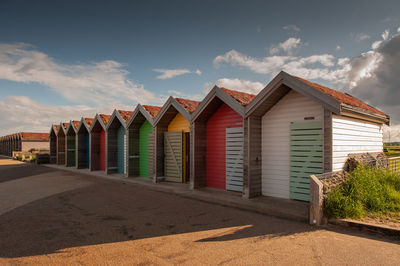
(126, 104), (161, 178)
(106, 110), (133, 175)
(57, 122), (69, 165)
(190, 87), (256, 192)
(65, 120), (80, 167)
(244, 71), (389, 201)
(76, 118), (93, 169)
(50, 125), (59, 163)
(90, 114), (110, 171)
(153, 97), (200, 183)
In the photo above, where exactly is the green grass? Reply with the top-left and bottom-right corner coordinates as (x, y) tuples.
(324, 165), (400, 219)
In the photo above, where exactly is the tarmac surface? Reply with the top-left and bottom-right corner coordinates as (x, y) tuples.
(0, 157), (399, 265)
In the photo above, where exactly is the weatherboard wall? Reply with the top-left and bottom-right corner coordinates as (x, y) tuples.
(261, 90), (324, 199)
(332, 114), (383, 171)
(139, 120), (153, 177)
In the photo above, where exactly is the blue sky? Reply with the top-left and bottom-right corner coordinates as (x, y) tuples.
(0, 0), (400, 139)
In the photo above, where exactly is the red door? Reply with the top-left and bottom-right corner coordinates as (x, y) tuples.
(99, 129), (106, 171)
(206, 104), (242, 189)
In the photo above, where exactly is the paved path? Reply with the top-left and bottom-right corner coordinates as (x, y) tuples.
(0, 158), (399, 265)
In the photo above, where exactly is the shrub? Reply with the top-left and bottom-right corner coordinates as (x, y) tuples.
(324, 165), (400, 219)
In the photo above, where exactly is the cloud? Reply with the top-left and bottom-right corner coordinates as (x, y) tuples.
(0, 43), (160, 106)
(344, 32), (400, 129)
(269, 38), (302, 55)
(167, 89), (204, 101)
(382, 29), (390, 40)
(0, 95), (122, 136)
(336, 45), (341, 51)
(214, 49), (346, 83)
(215, 78), (264, 94)
(354, 33), (371, 41)
(153, 68), (202, 79)
(283, 25), (300, 33)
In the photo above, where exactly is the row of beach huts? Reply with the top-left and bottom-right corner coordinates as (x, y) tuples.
(43, 72), (391, 201)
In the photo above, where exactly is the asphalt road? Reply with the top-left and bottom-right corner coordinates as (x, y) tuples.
(0, 157), (399, 265)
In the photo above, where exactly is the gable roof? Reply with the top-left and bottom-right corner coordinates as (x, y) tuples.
(246, 71), (389, 125)
(85, 118), (94, 127)
(295, 77), (386, 117)
(220, 88), (256, 106)
(143, 105), (162, 118)
(154, 97), (200, 125)
(21, 132), (49, 141)
(117, 110), (133, 122)
(72, 120), (80, 129)
(175, 98), (200, 113)
(192, 86), (255, 122)
(99, 114), (111, 125)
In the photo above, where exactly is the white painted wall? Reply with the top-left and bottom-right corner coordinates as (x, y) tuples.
(261, 90), (324, 199)
(21, 141), (49, 152)
(332, 115), (383, 171)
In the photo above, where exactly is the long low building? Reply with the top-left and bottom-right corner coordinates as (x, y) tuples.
(0, 132), (49, 157)
(47, 71), (390, 203)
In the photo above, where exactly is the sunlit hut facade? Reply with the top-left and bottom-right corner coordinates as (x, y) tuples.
(106, 110), (133, 175)
(244, 71), (389, 201)
(90, 114), (110, 171)
(126, 104), (161, 178)
(153, 97), (200, 183)
(65, 120), (80, 167)
(49, 125), (59, 163)
(57, 122), (69, 165)
(76, 117), (93, 169)
(191, 87), (256, 193)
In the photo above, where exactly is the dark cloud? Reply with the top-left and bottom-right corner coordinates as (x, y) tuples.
(347, 34), (400, 125)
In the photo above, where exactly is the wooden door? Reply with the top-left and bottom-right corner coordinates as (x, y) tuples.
(225, 127), (243, 192)
(164, 131), (183, 182)
(290, 121), (323, 201)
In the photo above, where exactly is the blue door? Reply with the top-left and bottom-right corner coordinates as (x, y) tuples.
(117, 126), (126, 173)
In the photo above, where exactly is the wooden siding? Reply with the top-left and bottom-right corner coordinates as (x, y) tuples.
(100, 129), (106, 171)
(168, 113), (190, 132)
(164, 131), (183, 182)
(332, 114), (383, 171)
(66, 129), (76, 167)
(261, 90), (324, 199)
(77, 128), (89, 169)
(117, 126), (126, 174)
(206, 104), (243, 190)
(148, 131), (155, 178)
(50, 131), (57, 164)
(139, 120), (152, 177)
(190, 121), (207, 189)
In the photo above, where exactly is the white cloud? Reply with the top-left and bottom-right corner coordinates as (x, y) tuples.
(153, 68), (202, 79)
(0, 96), (120, 136)
(382, 29), (390, 40)
(354, 33), (371, 41)
(336, 45), (341, 51)
(371, 40), (383, 50)
(283, 25), (300, 33)
(269, 38), (302, 55)
(167, 89), (204, 101)
(398, 27), (400, 33)
(0, 43), (159, 106)
(153, 68), (191, 79)
(214, 49), (345, 83)
(215, 78), (264, 94)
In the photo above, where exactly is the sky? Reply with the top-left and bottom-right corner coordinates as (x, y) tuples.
(0, 0), (400, 141)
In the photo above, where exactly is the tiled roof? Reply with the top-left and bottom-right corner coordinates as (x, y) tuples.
(62, 123), (69, 130)
(175, 98), (200, 113)
(21, 132), (49, 141)
(295, 77), (387, 117)
(99, 114), (111, 125)
(143, 105), (162, 118)
(53, 125), (60, 132)
(72, 120), (80, 129)
(117, 110), (133, 122)
(84, 118), (94, 127)
(221, 88), (256, 106)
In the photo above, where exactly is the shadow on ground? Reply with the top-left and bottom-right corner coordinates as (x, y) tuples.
(0, 160), (398, 259)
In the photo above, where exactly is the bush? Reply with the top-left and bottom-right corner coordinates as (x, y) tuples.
(324, 165), (400, 219)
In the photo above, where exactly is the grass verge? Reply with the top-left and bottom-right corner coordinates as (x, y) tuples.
(325, 165), (400, 219)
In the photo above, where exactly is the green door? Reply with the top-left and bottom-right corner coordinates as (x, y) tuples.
(290, 121), (323, 201)
(117, 126), (126, 174)
(139, 120), (152, 177)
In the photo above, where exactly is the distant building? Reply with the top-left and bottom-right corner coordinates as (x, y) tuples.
(0, 132), (49, 157)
